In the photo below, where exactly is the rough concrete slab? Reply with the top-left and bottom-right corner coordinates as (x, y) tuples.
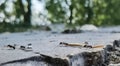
(0, 29), (120, 66)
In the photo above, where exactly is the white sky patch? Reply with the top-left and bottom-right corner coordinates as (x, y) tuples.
(0, 13), (5, 22)
(5, 0), (14, 13)
(0, 0), (5, 5)
(32, 0), (50, 25)
(32, 0), (44, 13)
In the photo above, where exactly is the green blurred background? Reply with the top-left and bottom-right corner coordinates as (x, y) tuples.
(0, 0), (120, 32)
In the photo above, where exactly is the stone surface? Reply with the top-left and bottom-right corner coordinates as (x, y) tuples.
(0, 28), (120, 66)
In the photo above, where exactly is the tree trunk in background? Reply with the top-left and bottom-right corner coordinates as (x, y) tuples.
(65, 0), (73, 25)
(18, 0), (25, 15)
(85, 0), (93, 24)
(69, 4), (73, 25)
(23, 0), (31, 27)
(86, 7), (93, 23)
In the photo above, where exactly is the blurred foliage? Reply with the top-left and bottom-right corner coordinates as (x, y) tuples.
(0, 0), (31, 32)
(13, 0), (32, 26)
(45, 0), (120, 26)
(0, 0), (120, 32)
(45, 0), (67, 23)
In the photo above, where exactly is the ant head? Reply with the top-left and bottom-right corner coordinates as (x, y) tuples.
(59, 42), (68, 45)
(59, 42), (62, 44)
(59, 42), (65, 44)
